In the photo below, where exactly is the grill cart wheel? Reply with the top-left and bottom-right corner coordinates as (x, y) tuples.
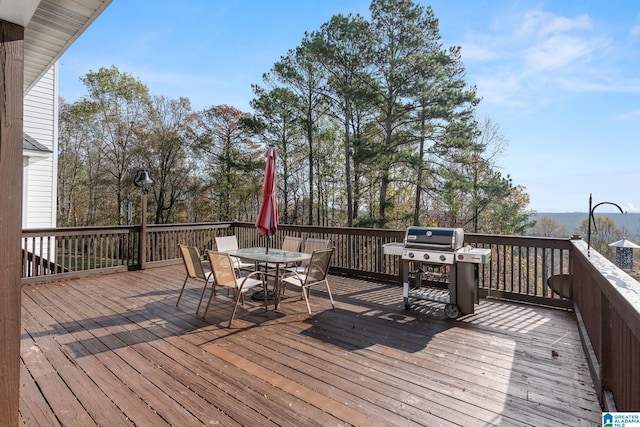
(444, 303), (460, 319)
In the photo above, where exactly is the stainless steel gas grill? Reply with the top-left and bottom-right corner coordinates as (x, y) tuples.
(383, 226), (491, 318)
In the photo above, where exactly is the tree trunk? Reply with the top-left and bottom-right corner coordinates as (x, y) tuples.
(306, 109), (314, 225)
(344, 106), (353, 227)
(414, 114), (427, 226)
(378, 115), (393, 227)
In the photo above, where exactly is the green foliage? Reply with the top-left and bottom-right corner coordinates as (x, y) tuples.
(142, 96), (196, 224)
(578, 216), (624, 260)
(58, 0), (534, 235)
(481, 185), (536, 235)
(59, 65), (151, 225)
(193, 105), (262, 222)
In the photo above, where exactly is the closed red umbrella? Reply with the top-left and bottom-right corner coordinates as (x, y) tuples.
(256, 145), (278, 252)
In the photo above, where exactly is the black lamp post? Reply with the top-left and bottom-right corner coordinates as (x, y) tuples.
(587, 193), (625, 256)
(134, 169), (154, 269)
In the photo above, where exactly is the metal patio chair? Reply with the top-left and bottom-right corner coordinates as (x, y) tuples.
(177, 244), (214, 315)
(281, 247), (335, 315)
(214, 235), (254, 274)
(287, 237), (330, 275)
(203, 250), (267, 327)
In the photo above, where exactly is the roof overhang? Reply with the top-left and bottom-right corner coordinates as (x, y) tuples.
(609, 238), (640, 249)
(0, 0), (40, 27)
(23, 133), (52, 158)
(0, 0), (113, 94)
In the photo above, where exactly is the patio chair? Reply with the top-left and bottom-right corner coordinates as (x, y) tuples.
(265, 236), (302, 287)
(287, 237), (330, 275)
(177, 244), (214, 315)
(203, 250), (267, 327)
(281, 235), (302, 252)
(214, 235), (254, 274)
(282, 247), (335, 315)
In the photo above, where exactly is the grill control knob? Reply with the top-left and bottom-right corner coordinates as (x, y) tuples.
(423, 253), (430, 260)
(439, 254), (446, 262)
(408, 252), (414, 258)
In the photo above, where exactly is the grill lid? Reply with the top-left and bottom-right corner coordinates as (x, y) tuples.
(404, 227), (464, 251)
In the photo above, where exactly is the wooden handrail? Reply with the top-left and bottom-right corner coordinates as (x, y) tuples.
(571, 239), (640, 411)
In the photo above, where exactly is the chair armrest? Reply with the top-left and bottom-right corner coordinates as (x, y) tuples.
(282, 270), (305, 286)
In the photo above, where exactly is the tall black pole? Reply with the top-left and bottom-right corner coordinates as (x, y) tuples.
(587, 193), (625, 257)
(134, 169), (153, 269)
(587, 194), (592, 256)
(139, 191), (148, 269)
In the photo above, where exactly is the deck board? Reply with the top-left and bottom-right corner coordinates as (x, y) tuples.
(19, 265), (602, 426)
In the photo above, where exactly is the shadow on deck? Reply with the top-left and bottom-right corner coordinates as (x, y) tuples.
(19, 264), (601, 426)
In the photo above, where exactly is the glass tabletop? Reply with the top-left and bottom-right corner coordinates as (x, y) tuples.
(228, 247), (310, 264)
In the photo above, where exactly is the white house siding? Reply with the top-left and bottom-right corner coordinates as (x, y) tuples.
(23, 62), (58, 230)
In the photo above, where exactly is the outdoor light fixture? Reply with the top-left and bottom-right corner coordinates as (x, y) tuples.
(134, 169), (154, 269)
(587, 193), (626, 256)
(134, 169), (154, 194)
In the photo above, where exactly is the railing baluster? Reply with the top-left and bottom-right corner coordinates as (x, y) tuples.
(20, 223), (574, 307)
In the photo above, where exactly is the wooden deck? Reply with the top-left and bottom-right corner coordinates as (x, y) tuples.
(19, 265), (602, 426)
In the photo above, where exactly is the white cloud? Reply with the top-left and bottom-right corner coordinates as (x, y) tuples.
(523, 35), (598, 72)
(517, 10), (592, 37)
(631, 25), (640, 38)
(458, 8), (630, 109)
(473, 73), (524, 107)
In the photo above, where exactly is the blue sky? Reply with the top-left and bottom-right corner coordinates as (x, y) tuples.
(58, 0), (640, 213)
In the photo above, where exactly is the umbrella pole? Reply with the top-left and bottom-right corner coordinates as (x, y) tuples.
(266, 235), (270, 253)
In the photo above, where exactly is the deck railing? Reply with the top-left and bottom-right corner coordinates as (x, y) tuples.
(232, 223), (573, 308)
(21, 222), (573, 306)
(20, 223), (233, 284)
(465, 233), (573, 309)
(22, 226), (139, 285)
(571, 239), (640, 411)
(21, 222), (640, 410)
(231, 222), (405, 282)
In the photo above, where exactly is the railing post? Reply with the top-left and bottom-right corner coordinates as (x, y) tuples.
(0, 18), (24, 427)
(139, 192), (148, 270)
(134, 169), (153, 270)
